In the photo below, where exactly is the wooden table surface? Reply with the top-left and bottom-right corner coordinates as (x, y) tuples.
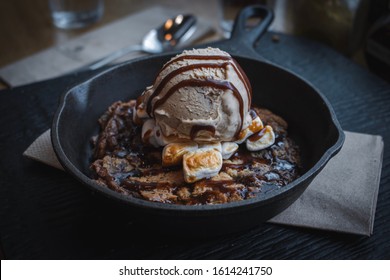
(0, 0), (220, 68)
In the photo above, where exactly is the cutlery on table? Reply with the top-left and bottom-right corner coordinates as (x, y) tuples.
(84, 14), (197, 71)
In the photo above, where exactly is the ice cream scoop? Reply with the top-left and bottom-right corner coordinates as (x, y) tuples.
(135, 47), (275, 182)
(135, 47), (253, 143)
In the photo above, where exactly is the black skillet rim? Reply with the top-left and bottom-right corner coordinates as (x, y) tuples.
(51, 52), (345, 215)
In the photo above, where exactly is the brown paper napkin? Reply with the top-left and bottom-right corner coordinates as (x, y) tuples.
(24, 130), (384, 236)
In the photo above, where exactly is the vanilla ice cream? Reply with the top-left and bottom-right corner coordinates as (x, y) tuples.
(134, 47), (275, 182)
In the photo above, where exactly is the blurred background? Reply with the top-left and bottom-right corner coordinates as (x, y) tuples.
(0, 0), (389, 82)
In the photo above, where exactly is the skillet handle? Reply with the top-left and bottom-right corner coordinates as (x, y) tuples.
(231, 5), (273, 45)
(218, 5), (273, 58)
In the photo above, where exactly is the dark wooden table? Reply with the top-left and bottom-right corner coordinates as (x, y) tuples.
(0, 31), (389, 259)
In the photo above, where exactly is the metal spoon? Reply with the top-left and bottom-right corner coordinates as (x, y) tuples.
(86, 14), (197, 71)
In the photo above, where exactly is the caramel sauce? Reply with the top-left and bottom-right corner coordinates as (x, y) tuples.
(248, 127), (268, 141)
(238, 130), (246, 141)
(237, 110), (261, 140)
(249, 122), (263, 133)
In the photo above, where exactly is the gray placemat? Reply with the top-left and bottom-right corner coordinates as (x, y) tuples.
(24, 130), (384, 236)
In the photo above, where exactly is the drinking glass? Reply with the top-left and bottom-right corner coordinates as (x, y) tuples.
(49, 0), (104, 29)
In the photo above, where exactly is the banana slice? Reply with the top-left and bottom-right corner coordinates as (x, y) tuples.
(246, 125), (275, 151)
(221, 142), (239, 159)
(162, 142), (198, 166)
(183, 148), (223, 183)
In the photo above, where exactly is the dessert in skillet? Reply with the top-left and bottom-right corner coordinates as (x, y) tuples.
(90, 47), (301, 205)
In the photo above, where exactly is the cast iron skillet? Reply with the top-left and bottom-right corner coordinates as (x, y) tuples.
(52, 6), (345, 235)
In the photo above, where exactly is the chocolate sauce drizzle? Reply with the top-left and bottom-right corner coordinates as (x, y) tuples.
(232, 57), (252, 106)
(143, 54), (254, 140)
(161, 54), (231, 71)
(160, 55), (251, 104)
(249, 127), (267, 141)
(90, 100), (302, 205)
(146, 62), (232, 116)
(152, 78), (244, 138)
